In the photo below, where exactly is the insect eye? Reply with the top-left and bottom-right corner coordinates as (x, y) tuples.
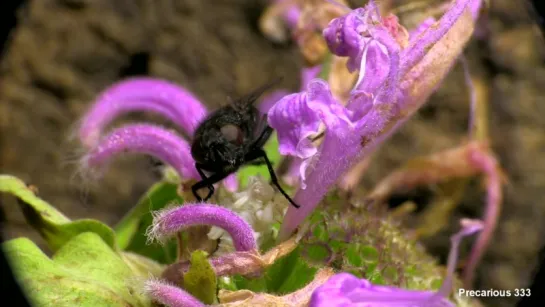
(220, 124), (243, 145)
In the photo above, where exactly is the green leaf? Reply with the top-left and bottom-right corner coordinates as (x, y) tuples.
(231, 274), (268, 293)
(115, 181), (182, 263)
(261, 246), (316, 294)
(217, 276), (238, 292)
(275, 258), (317, 294)
(237, 133), (281, 187)
(182, 251), (217, 304)
(230, 245), (318, 295)
(3, 233), (150, 307)
(120, 252), (165, 278)
(0, 175), (116, 251)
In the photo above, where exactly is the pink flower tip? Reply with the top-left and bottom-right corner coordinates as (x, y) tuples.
(146, 204), (258, 252)
(144, 279), (205, 307)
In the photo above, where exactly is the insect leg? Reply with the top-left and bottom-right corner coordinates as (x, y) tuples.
(252, 125), (274, 150)
(192, 164), (231, 202)
(192, 163), (214, 201)
(251, 149), (300, 209)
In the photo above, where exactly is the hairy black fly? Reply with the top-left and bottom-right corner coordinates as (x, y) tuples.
(190, 77), (300, 208)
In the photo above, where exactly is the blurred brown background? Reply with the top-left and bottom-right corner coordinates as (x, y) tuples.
(1, 1), (544, 307)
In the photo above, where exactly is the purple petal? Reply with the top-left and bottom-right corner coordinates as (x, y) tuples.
(147, 204), (257, 252)
(345, 37), (391, 116)
(267, 91), (320, 159)
(323, 7), (375, 72)
(305, 80), (353, 131)
(323, 2), (394, 116)
(268, 79), (352, 189)
(401, 0), (482, 75)
(280, 22), (401, 240)
(78, 77), (207, 148)
(81, 123), (200, 180)
(144, 279), (204, 307)
(352, 40), (390, 94)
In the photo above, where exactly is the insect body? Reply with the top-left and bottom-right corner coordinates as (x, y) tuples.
(190, 78), (300, 209)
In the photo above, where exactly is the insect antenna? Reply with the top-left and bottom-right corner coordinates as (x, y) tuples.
(232, 77), (284, 112)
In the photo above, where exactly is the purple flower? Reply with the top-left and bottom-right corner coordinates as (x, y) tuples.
(323, 5), (383, 73)
(81, 123), (200, 180)
(147, 204), (257, 252)
(144, 204), (260, 306)
(309, 219), (484, 307)
(76, 77), (238, 191)
(77, 77), (206, 148)
(270, 0), (483, 240)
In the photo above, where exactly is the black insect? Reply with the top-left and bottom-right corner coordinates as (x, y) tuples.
(190, 77), (300, 209)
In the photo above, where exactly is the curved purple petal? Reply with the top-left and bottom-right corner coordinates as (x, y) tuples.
(352, 40), (390, 94)
(78, 77), (207, 148)
(147, 204), (257, 252)
(323, 3), (392, 115)
(81, 123), (200, 180)
(323, 1), (384, 73)
(268, 91), (320, 159)
(323, 8), (367, 72)
(268, 79), (352, 189)
(305, 79), (352, 131)
(144, 279), (204, 307)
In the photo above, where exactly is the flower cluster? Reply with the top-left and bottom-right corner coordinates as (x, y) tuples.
(75, 77), (238, 191)
(268, 0), (483, 240)
(144, 208), (483, 306)
(309, 219), (484, 307)
(206, 176), (288, 254)
(68, 0), (490, 306)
